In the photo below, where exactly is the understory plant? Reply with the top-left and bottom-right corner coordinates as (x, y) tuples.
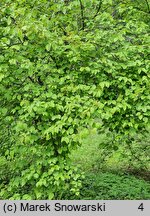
(0, 0), (149, 199)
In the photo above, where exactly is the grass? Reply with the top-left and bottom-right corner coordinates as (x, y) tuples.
(70, 130), (150, 199)
(70, 131), (103, 171)
(79, 172), (150, 200)
(71, 130), (150, 173)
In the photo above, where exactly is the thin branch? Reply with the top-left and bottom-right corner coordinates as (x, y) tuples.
(64, 0), (69, 5)
(1, 42), (22, 49)
(79, 0), (85, 30)
(58, 24), (67, 36)
(28, 76), (35, 83)
(37, 76), (44, 86)
(28, 75), (44, 86)
(49, 54), (59, 69)
(133, 6), (150, 14)
(93, 0), (103, 18)
(145, 0), (150, 13)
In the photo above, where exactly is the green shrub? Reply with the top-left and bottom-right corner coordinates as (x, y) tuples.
(0, 0), (149, 199)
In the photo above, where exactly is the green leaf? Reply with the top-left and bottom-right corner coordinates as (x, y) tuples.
(0, 74), (4, 81)
(48, 192), (54, 200)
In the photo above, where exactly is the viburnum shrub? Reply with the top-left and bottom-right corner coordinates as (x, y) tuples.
(0, 0), (149, 199)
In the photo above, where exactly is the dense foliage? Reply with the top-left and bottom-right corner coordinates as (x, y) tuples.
(0, 0), (149, 199)
(66, 172), (150, 200)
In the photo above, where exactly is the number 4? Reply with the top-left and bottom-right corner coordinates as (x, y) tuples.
(138, 203), (144, 211)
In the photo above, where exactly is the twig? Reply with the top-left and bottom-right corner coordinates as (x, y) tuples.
(93, 0), (103, 18)
(145, 0), (150, 13)
(79, 0), (85, 30)
(134, 6), (150, 14)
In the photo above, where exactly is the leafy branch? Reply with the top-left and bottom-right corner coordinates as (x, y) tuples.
(134, 6), (150, 14)
(145, 0), (150, 13)
(79, 0), (85, 30)
(93, 0), (103, 18)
